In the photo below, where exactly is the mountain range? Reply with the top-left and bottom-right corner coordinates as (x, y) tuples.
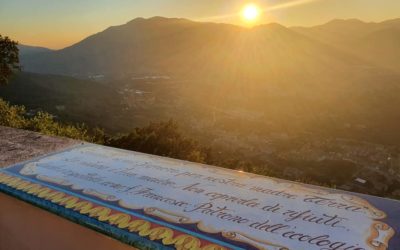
(20, 17), (400, 80)
(4, 17), (400, 145)
(293, 18), (400, 72)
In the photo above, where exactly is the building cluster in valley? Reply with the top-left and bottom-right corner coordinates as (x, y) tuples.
(201, 126), (400, 199)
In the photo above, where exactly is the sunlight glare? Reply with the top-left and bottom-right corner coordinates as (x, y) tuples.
(241, 4), (260, 23)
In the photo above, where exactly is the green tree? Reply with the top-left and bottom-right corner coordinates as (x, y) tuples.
(0, 35), (20, 85)
(107, 120), (210, 163)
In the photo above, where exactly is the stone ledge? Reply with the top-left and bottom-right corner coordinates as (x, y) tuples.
(0, 126), (79, 168)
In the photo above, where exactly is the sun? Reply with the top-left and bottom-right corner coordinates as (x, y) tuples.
(241, 4), (260, 22)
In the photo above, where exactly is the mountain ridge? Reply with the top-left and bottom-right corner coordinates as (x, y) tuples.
(21, 16), (380, 80)
(291, 17), (400, 71)
(18, 44), (53, 56)
(6, 17), (400, 149)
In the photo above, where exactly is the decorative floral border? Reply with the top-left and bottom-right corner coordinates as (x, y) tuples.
(18, 156), (396, 250)
(0, 172), (228, 250)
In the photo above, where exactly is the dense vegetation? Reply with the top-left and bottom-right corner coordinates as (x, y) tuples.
(108, 120), (210, 163)
(0, 98), (103, 142)
(0, 97), (277, 174)
(0, 98), (209, 160)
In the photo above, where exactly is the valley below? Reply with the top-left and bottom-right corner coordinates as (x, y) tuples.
(2, 70), (400, 200)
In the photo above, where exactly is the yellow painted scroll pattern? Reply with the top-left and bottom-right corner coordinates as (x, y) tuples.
(1, 170), (396, 250)
(0, 173), (227, 250)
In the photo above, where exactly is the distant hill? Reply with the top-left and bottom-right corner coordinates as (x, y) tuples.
(292, 18), (400, 71)
(0, 72), (127, 131)
(18, 44), (53, 56)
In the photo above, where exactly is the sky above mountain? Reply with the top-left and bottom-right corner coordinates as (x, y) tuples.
(1, 0), (400, 49)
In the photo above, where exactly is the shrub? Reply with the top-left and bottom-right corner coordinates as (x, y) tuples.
(107, 120), (210, 163)
(0, 98), (101, 142)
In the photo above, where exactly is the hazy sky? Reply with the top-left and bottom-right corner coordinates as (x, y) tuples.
(1, 0), (399, 49)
